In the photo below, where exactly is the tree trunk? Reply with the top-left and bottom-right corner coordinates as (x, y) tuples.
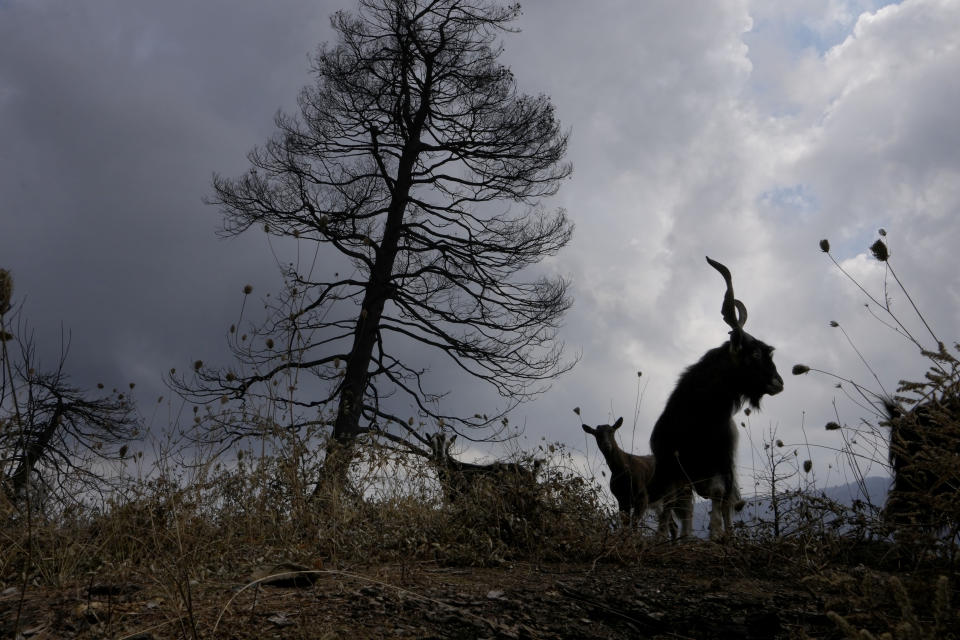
(10, 398), (63, 503)
(317, 107), (429, 497)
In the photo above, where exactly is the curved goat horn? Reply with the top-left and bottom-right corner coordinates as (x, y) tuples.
(705, 256), (747, 333)
(733, 299), (747, 328)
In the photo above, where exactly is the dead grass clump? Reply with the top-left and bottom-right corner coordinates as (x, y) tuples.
(0, 436), (622, 580)
(804, 569), (956, 639)
(405, 449), (620, 566)
(882, 349), (960, 550)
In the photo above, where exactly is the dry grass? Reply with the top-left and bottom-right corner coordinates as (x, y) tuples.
(2, 430), (958, 639)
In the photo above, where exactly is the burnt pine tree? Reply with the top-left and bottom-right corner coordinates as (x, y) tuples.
(1, 337), (140, 508)
(179, 0), (573, 488)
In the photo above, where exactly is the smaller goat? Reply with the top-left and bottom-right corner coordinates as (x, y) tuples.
(582, 417), (690, 539)
(427, 432), (540, 506)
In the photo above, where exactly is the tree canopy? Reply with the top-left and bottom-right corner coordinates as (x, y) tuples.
(176, 0), (574, 480)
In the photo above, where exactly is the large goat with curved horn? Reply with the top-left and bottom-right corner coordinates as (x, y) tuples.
(647, 257), (784, 539)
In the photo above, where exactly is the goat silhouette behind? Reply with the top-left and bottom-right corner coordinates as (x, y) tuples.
(427, 431), (540, 507)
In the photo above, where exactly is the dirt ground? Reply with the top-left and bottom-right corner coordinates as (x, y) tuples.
(4, 539), (892, 640)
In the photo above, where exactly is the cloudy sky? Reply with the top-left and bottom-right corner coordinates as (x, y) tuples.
(2, 0), (958, 501)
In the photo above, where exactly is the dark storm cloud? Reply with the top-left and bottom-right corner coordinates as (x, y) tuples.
(0, 0), (336, 400)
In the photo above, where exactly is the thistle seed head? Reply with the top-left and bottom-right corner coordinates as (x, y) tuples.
(870, 239), (889, 262)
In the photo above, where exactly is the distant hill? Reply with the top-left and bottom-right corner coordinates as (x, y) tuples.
(684, 476), (891, 537)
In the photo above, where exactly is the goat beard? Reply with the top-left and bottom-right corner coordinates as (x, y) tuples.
(744, 393), (765, 410)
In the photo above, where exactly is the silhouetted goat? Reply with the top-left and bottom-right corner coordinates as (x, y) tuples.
(882, 394), (960, 535)
(647, 257), (784, 539)
(582, 417), (690, 538)
(427, 432), (540, 506)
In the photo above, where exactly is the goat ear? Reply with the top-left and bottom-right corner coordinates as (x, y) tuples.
(581, 424), (595, 435)
(613, 416), (624, 429)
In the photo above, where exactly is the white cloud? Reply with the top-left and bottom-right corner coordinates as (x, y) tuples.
(517, 0), (960, 493)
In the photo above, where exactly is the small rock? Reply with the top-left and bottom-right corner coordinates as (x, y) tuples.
(268, 612), (296, 627)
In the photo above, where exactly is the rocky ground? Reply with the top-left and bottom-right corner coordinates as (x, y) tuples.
(8, 538), (939, 640)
